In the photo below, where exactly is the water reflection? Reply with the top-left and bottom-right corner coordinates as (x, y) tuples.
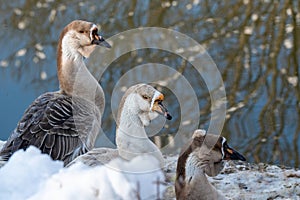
(0, 0), (299, 167)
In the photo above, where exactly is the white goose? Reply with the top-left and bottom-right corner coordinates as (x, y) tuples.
(68, 83), (172, 167)
(175, 129), (246, 200)
(0, 20), (111, 166)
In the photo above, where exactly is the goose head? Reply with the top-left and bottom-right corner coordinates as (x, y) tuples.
(176, 129), (246, 186)
(56, 20), (111, 96)
(190, 130), (246, 176)
(118, 84), (172, 127)
(176, 130), (246, 199)
(57, 20), (111, 62)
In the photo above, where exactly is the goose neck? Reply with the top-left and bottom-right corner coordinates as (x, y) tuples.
(56, 37), (104, 114)
(118, 106), (146, 137)
(185, 153), (205, 180)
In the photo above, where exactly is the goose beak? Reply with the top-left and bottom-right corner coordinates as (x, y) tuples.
(91, 34), (111, 48)
(223, 143), (246, 161)
(152, 101), (172, 120)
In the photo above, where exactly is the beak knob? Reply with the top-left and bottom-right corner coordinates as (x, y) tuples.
(224, 143), (246, 161)
(92, 35), (111, 48)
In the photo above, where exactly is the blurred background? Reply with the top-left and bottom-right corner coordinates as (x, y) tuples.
(0, 0), (299, 167)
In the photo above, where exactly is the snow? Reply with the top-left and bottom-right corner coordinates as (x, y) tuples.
(163, 156), (300, 199)
(0, 146), (63, 200)
(1, 146), (299, 200)
(0, 146), (166, 200)
(209, 162), (300, 199)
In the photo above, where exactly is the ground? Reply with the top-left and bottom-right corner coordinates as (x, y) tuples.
(163, 155), (300, 200)
(0, 141), (299, 200)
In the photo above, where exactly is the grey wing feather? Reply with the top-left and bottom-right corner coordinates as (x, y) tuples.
(0, 92), (101, 165)
(67, 148), (119, 167)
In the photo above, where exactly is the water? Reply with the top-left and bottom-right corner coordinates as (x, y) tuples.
(0, 0), (299, 167)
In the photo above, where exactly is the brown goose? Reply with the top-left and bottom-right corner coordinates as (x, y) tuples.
(0, 20), (111, 166)
(175, 129), (246, 200)
(68, 83), (172, 167)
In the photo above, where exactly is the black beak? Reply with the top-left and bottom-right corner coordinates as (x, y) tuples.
(158, 102), (172, 120)
(223, 143), (246, 161)
(92, 34), (111, 48)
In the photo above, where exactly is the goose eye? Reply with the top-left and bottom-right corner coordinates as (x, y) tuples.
(79, 30), (84, 33)
(142, 95), (149, 100)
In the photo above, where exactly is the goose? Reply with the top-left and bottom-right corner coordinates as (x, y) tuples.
(175, 129), (246, 200)
(68, 83), (172, 167)
(0, 20), (111, 166)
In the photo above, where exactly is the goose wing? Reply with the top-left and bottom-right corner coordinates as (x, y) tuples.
(67, 148), (119, 167)
(0, 92), (101, 165)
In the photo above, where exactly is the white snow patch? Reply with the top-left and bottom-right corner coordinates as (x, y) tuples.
(0, 146), (63, 200)
(0, 146), (165, 200)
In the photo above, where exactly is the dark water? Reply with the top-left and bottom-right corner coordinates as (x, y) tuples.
(0, 0), (299, 167)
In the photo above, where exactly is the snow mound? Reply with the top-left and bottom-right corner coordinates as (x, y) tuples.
(0, 146), (63, 200)
(0, 146), (166, 200)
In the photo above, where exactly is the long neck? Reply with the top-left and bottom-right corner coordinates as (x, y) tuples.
(185, 153), (205, 180)
(56, 36), (105, 114)
(188, 167), (224, 200)
(176, 151), (226, 200)
(116, 95), (163, 164)
(117, 96), (148, 138)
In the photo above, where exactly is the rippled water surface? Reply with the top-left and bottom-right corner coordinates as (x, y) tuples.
(0, 0), (299, 167)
